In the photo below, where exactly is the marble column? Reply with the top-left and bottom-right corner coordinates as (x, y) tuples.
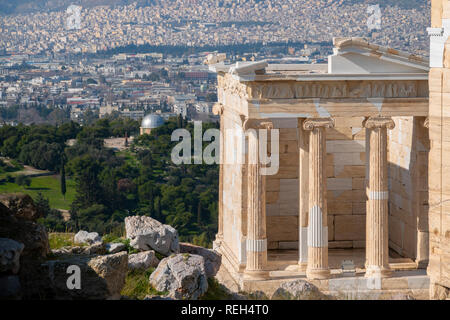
(298, 118), (309, 271)
(213, 103), (224, 243)
(303, 118), (334, 280)
(364, 117), (395, 278)
(244, 119), (272, 280)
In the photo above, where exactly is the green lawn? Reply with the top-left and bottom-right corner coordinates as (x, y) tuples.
(0, 175), (76, 210)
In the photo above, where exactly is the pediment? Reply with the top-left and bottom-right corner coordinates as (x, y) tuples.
(328, 37), (429, 74)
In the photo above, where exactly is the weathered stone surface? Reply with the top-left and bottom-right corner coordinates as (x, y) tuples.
(149, 254), (208, 300)
(0, 238), (24, 274)
(179, 243), (221, 278)
(74, 230), (102, 245)
(51, 243), (106, 256)
(27, 252), (128, 300)
(271, 280), (328, 300)
(125, 216), (179, 256)
(0, 203), (48, 259)
(0, 193), (43, 221)
(0, 275), (21, 299)
(128, 251), (160, 270)
(391, 293), (415, 300)
(106, 242), (127, 254)
(431, 282), (450, 300)
(82, 242), (107, 255)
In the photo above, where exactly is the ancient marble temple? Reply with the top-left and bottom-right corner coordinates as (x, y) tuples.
(210, 37), (435, 298)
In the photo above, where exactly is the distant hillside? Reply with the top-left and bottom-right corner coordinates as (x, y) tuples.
(0, 0), (426, 15)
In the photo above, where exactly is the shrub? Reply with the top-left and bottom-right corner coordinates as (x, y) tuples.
(15, 174), (31, 187)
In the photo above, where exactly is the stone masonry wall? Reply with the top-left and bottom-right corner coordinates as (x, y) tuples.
(265, 117), (369, 250)
(428, 0), (450, 299)
(387, 116), (429, 262)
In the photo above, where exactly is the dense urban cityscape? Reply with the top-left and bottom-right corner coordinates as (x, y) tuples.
(0, 0), (430, 126)
(0, 0), (429, 55)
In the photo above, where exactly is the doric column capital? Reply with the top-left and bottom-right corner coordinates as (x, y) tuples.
(363, 117), (395, 130)
(303, 117), (335, 131)
(212, 103), (224, 116)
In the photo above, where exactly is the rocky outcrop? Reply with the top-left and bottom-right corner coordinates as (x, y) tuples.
(0, 238), (24, 274)
(26, 252), (128, 300)
(106, 243), (127, 254)
(0, 238), (25, 300)
(51, 242), (107, 257)
(128, 251), (160, 271)
(179, 243), (221, 278)
(0, 200), (48, 260)
(149, 254), (208, 300)
(125, 216), (179, 256)
(74, 230), (102, 245)
(0, 194), (43, 221)
(271, 280), (328, 300)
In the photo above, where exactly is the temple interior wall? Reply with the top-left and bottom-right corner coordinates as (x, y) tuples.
(264, 117), (370, 250)
(387, 116), (429, 261)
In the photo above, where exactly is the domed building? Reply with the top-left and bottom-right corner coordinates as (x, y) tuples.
(140, 114), (165, 135)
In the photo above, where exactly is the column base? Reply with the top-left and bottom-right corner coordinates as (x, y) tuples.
(365, 265), (392, 278)
(212, 236), (223, 251)
(298, 262), (308, 272)
(306, 268), (330, 280)
(243, 270), (270, 281)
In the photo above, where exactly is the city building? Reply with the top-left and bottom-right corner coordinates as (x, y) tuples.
(140, 113), (165, 135)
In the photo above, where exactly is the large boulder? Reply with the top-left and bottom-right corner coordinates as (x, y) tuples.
(0, 193), (43, 222)
(179, 243), (221, 278)
(149, 254), (208, 300)
(74, 230), (102, 245)
(0, 203), (48, 259)
(23, 252), (128, 300)
(128, 251), (160, 271)
(125, 216), (179, 256)
(271, 280), (328, 300)
(0, 196), (51, 299)
(106, 243), (127, 254)
(0, 238), (24, 274)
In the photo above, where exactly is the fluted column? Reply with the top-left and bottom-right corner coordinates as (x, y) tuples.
(303, 118), (334, 280)
(364, 117), (395, 278)
(298, 118), (309, 271)
(213, 103), (224, 242)
(244, 119), (272, 280)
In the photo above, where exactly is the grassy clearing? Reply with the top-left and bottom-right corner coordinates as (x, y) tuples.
(121, 269), (168, 300)
(0, 175), (76, 210)
(48, 233), (76, 250)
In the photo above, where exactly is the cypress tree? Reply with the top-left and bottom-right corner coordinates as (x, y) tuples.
(60, 159), (67, 200)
